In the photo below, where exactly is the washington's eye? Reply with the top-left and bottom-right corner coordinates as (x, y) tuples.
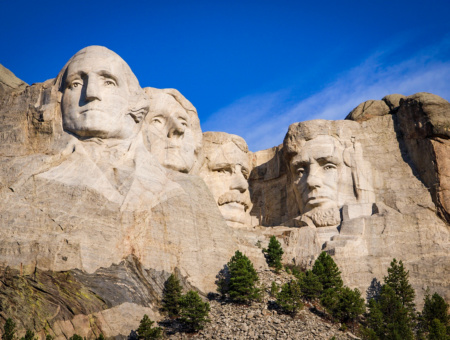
(104, 79), (116, 87)
(69, 80), (82, 89)
(323, 164), (337, 171)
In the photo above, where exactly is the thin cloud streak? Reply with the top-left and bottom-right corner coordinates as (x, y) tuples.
(202, 38), (450, 152)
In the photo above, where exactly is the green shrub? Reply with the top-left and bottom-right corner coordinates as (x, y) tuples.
(136, 314), (163, 339)
(162, 273), (183, 317)
(276, 280), (303, 315)
(263, 236), (284, 272)
(226, 250), (260, 303)
(179, 290), (210, 332)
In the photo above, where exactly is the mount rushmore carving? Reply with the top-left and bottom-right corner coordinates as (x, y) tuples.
(0, 46), (448, 337)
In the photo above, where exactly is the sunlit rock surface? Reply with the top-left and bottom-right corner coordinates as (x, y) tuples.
(0, 48), (449, 337)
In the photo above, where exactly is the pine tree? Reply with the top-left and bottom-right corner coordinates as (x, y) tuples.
(384, 259), (415, 316)
(326, 286), (365, 324)
(421, 291), (449, 333)
(263, 236), (284, 272)
(19, 330), (37, 340)
(178, 290), (210, 332)
(298, 270), (323, 301)
(312, 252), (343, 291)
(2, 319), (16, 340)
(227, 250), (260, 303)
(136, 314), (163, 339)
(365, 283), (415, 340)
(68, 335), (83, 340)
(270, 281), (279, 297)
(276, 280), (303, 315)
(428, 319), (449, 340)
(162, 273), (183, 318)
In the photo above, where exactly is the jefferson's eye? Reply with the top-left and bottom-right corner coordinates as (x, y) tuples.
(104, 80), (116, 87)
(297, 168), (305, 176)
(242, 171), (249, 180)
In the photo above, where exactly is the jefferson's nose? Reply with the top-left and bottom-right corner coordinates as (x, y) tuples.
(230, 167), (248, 193)
(167, 118), (186, 138)
(85, 77), (102, 102)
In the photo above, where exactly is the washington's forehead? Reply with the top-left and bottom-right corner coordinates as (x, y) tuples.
(66, 54), (127, 76)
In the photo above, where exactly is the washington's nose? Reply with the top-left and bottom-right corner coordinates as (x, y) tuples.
(167, 118), (186, 138)
(230, 170), (248, 193)
(85, 77), (102, 102)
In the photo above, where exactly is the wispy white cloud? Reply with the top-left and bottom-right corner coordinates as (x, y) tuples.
(202, 37), (450, 152)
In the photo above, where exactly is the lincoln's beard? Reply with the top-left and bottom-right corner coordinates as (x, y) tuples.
(304, 207), (341, 227)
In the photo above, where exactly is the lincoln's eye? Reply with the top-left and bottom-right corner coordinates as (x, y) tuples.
(297, 168), (305, 176)
(323, 164), (337, 171)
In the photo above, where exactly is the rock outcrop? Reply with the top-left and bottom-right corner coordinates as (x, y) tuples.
(0, 46), (449, 338)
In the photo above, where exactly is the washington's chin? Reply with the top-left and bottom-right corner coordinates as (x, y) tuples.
(163, 153), (195, 173)
(219, 202), (247, 225)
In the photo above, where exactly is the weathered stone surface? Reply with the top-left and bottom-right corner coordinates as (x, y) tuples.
(0, 47), (449, 338)
(0, 64), (28, 101)
(396, 92), (450, 223)
(0, 47), (237, 336)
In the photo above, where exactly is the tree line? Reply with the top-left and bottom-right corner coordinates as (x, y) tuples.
(2, 235), (449, 339)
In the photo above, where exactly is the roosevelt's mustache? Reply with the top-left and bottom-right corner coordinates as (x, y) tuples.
(217, 191), (251, 211)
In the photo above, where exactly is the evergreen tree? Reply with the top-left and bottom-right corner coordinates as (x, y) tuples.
(263, 236), (284, 272)
(178, 290), (210, 332)
(162, 273), (183, 318)
(276, 280), (303, 315)
(298, 270), (323, 301)
(421, 291), (449, 334)
(325, 287), (365, 324)
(227, 250), (260, 303)
(270, 281), (279, 297)
(19, 330), (36, 340)
(95, 335), (105, 340)
(68, 335), (83, 340)
(45, 336), (54, 340)
(428, 319), (449, 340)
(312, 252), (343, 291)
(366, 284), (415, 340)
(2, 319), (16, 340)
(136, 314), (162, 339)
(384, 259), (416, 317)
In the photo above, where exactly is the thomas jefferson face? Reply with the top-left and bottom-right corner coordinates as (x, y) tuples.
(145, 95), (197, 173)
(200, 141), (251, 226)
(61, 49), (136, 139)
(290, 135), (354, 223)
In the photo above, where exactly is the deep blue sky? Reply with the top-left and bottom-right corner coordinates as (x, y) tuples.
(1, 0), (450, 151)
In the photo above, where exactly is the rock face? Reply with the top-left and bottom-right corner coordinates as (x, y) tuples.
(0, 46), (449, 338)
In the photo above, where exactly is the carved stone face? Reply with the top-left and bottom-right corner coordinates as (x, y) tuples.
(200, 141), (251, 226)
(145, 95), (197, 173)
(61, 48), (136, 139)
(290, 135), (354, 222)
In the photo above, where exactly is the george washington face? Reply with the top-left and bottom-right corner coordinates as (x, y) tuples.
(61, 47), (141, 140)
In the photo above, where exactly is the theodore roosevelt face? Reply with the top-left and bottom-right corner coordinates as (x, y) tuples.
(200, 140), (251, 226)
(61, 49), (136, 139)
